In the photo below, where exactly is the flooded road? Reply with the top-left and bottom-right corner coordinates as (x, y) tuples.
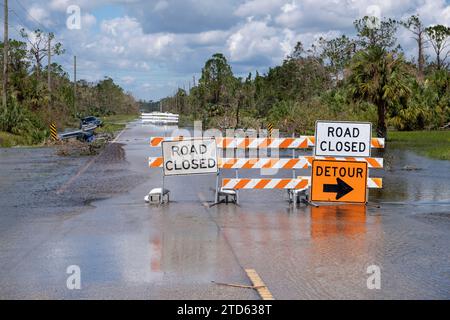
(0, 121), (449, 299)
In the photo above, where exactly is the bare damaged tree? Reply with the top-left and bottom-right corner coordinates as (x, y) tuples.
(400, 15), (428, 79)
(426, 25), (450, 70)
(20, 29), (64, 80)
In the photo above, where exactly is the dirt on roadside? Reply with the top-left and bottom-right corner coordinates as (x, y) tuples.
(54, 133), (114, 157)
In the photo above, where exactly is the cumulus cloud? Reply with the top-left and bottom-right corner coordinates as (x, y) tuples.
(82, 13), (97, 29)
(121, 76), (135, 84)
(226, 19), (289, 65)
(28, 5), (53, 27)
(127, 0), (241, 33)
(234, 0), (285, 17)
(9, 0), (450, 99)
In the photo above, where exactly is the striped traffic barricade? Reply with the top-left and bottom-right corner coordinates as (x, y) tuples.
(222, 178), (310, 190)
(147, 131), (385, 206)
(149, 156), (384, 169)
(222, 177), (383, 190)
(149, 136), (385, 149)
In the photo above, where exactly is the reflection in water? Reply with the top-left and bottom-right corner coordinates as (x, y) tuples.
(150, 235), (161, 272)
(310, 205), (367, 238)
(149, 229), (223, 279)
(147, 202), (384, 286)
(147, 205), (240, 281)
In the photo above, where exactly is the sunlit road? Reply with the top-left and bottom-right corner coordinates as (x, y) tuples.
(1, 121), (449, 299)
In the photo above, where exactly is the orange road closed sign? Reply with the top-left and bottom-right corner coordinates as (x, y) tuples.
(311, 160), (368, 203)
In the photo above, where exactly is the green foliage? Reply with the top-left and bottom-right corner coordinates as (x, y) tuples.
(319, 35), (355, 82)
(157, 15), (449, 140)
(348, 47), (413, 137)
(389, 131), (450, 160)
(0, 30), (138, 147)
(354, 16), (399, 51)
(390, 70), (450, 130)
(0, 96), (47, 145)
(426, 25), (450, 69)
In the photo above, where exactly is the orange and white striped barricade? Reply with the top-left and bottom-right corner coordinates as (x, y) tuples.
(149, 136), (385, 149)
(150, 136), (313, 149)
(301, 177), (383, 189)
(149, 156), (384, 169)
(303, 156), (384, 169)
(148, 134), (385, 206)
(222, 177), (383, 190)
(222, 178), (310, 190)
(148, 155), (384, 205)
(149, 134), (312, 204)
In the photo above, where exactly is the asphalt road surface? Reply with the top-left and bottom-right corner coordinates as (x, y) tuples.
(1, 121), (449, 299)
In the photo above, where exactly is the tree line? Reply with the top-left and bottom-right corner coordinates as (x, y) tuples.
(161, 15), (450, 138)
(0, 29), (138, 145)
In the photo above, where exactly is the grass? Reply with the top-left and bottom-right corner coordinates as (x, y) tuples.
(101, 114), (139, 123)
(0, 114), (138, 147)
(388, 130), (450, 160)
(0, 131), (29, 147)
(96, 114), (139, 135)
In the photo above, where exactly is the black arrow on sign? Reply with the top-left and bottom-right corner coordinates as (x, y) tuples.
(323, 178), (354, 200)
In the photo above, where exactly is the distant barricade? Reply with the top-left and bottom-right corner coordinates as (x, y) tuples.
(141, 112), (179, 124)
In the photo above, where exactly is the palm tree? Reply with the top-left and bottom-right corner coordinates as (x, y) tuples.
(348, 46), (412, 138)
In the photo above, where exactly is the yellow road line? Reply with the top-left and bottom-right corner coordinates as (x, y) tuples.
(245, 269), (274, 300)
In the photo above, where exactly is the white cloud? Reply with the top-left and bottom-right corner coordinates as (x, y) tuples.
(234, 0), (285, 17)
(226, 19), (288, 64)
(82, 13), (97, 29)
(22, 0), (450, 100)
(28, 5), (52, 26)
(121, 76), (135, 84)
(49, 0), (71, 12)
(281, 1), (297, 14)
(153, 1), (169, 12)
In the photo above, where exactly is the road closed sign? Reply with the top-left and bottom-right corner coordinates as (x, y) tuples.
(311, 160), (368, 203)
(315, 121), (372, 157)
(162, 139), (218, 176)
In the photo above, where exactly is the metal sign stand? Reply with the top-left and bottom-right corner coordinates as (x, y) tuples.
(213, 170), (238, 206)
(145, 125), (170, 204)
(287, 133), (318, 208)
(215, 171), (219, 204)
(214, 136), (239, 206)
(145, 167), (170, 204)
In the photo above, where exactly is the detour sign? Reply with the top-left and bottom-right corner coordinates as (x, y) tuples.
(311, 160), (368, 203)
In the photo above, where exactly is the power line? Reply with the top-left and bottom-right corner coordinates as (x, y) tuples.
(0, 1), (31, 35)
(7, 1), (77, 59)
(0, 14), (33, 46)
(15, 0), (50, 33)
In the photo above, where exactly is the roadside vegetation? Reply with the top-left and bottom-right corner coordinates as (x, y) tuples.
(160, 15), (449, 142)
(388, 131), (450, 160)
(0, 30), (139, 147)
(96, 114), (138, 135)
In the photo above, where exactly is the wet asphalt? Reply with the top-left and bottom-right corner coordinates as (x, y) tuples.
(0, 121), (449, 299)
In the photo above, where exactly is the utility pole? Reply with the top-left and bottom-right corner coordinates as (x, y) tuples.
(73, 55), (77, 115)
(2, 0), (8, 110)
(47, 35), (51, 93)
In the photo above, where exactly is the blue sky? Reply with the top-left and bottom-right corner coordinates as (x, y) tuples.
(4, 0), (450, 101)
